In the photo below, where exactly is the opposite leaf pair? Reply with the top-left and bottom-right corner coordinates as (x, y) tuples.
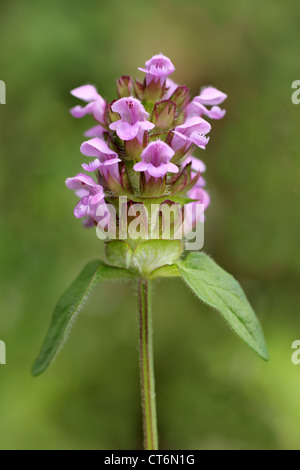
(32, 250), (268, 377)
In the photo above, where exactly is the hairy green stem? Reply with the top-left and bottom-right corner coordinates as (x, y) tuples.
(138, 279), (158, 450)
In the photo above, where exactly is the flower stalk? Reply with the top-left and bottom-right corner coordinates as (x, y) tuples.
(138, 279), (158, 450)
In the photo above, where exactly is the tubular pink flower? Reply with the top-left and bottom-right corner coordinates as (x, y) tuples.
(70, 84), (106, 124)
(185, 187), (210, 227)
(138, 54), (175, 86)
(172, 116), (211, 152)
(133, 140), (178, 181)
(80, 137), (121, 183)
(65, 173), (105, 220)
(109, 97), (155, 141)
(186, 87), (227, 120)
(197, 87), (227, 106)
(186, 100), (226, 120)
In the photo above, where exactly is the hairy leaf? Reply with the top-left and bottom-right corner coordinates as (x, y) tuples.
(32, 261), (135, 376)
(177, 252), (268, 360)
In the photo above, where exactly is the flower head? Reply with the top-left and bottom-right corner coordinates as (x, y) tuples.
(67, 54), (227, 235)
(109, 97), (154, 141)
(134, 140), (178, 181)
(138, 54), (175, 86)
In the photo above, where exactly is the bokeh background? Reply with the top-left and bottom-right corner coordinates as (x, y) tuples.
(0, 0), (299, 450)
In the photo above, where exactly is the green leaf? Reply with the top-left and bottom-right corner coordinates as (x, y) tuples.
(176, 252), (269, 360)
(32, 261), (135, 376)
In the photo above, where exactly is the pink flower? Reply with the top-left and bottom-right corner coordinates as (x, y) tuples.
(80, 137), (121, 184)
(172, 117), (211, 152)
(109, 97), (155, 141)
(185, 186), (210, 227)
(186, 87), (227, 120)
(65, 173), (105, 220)
(70, 85), (106, 126)
(186, 101), (226, 120)
(138, 54), (175, 86)
(133, 140), (178, 181)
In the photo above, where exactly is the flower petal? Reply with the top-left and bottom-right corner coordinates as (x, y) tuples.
(139, 120), (155, 131)
(71, 85), (100, 102)
(81, 159), (102, 172)
(70, 102), (95, 118)
(207, 106), (226, 119)
(74, 196), (89, 218)
(111, 121), (140, 141)
(80, 138), (118, 158)
(147, 163), (168, 178)
(189, 133), (210, 149)
(66, 173), (98, 190)
(198, 87), (227, 106)
(133, 161), (150, 172)
(182, 157), (206, 173)
(166, 162), (179, 174)
(84, 125), (105, 138)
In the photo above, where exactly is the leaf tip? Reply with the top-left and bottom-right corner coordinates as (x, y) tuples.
(258, 346), (269, 362)
(31, 356), (48, 377)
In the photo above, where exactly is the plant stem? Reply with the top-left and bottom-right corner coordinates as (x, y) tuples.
(138, 279), (158, 450)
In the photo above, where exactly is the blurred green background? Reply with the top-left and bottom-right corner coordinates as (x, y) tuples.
(0, 0), (300, 450)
